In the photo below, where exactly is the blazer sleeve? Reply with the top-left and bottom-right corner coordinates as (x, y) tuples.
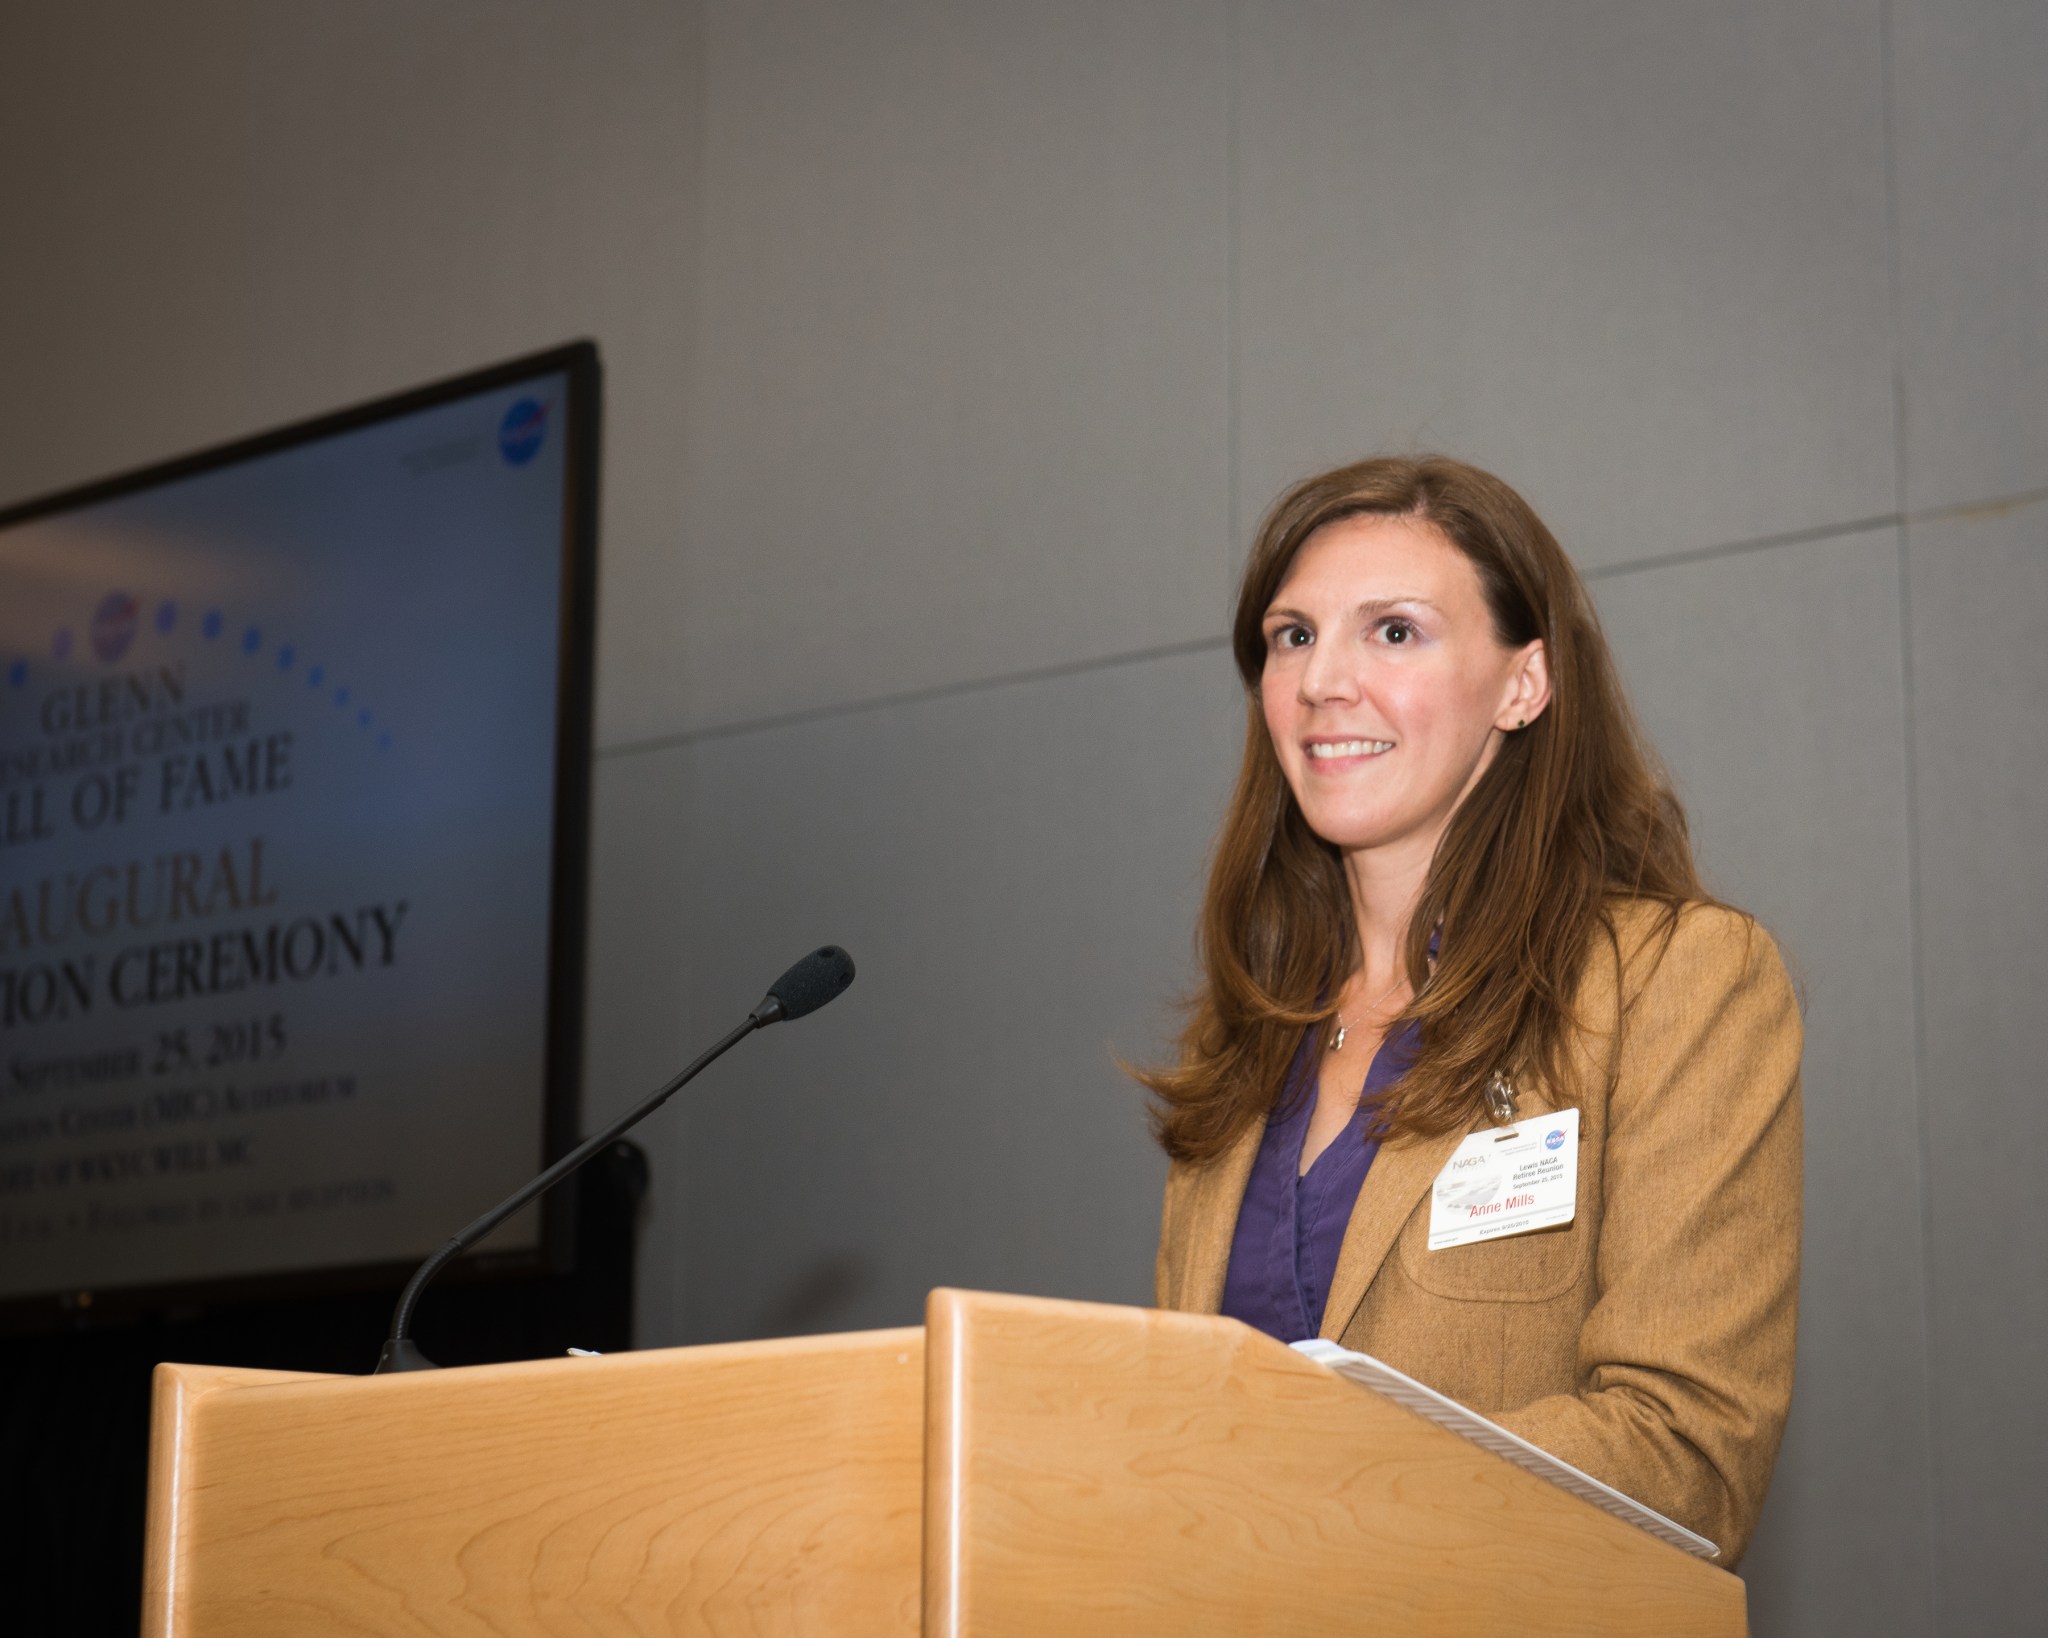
(1491, 904), (1803, 1566)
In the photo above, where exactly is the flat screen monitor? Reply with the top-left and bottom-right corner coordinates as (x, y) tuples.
(0, 343), (599, 1319)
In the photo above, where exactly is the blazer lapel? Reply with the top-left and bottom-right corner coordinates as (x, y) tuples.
(1317, 1125), (1467, 1341)
(1176, 1122), (1262, 1314)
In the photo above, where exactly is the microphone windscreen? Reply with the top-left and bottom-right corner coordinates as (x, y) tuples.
(763, 945), (856, 1022)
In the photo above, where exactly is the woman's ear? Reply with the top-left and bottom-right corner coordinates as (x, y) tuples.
(1497, 640), (1551, 731)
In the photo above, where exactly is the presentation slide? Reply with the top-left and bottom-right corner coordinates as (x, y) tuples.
(0, 370), (577, 1301)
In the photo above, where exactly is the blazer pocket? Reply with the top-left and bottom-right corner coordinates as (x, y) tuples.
(1396, 1207), (1594, 1304)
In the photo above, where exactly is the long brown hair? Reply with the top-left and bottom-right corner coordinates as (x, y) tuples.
(1141, 454), (1705, 1163)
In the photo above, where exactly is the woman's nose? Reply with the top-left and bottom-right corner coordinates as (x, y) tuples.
(1299, 638), (1357, 705)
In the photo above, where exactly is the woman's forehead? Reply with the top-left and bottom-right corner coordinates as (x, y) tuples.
(1271, 514), (1478, 609)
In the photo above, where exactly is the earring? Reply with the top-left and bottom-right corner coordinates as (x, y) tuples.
(1515, 717), (1526, 728)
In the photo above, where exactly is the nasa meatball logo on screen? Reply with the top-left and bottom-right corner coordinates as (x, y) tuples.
(498, 398), (549, 467)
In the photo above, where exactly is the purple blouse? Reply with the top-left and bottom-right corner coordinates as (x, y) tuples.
(1219, 1017), (1422, 1344)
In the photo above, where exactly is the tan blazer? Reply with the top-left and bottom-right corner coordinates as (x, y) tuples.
(1155, 900), (1803, 1567)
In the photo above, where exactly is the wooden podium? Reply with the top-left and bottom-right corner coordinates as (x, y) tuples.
(143, 1288), (1747, 1636)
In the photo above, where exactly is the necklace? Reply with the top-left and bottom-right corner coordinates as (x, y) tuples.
(1331, 971), (1407, 1052)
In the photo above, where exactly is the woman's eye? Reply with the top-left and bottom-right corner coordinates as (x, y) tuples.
(1380, 619), (1415, 645)
(1270, 624), (1310, 651)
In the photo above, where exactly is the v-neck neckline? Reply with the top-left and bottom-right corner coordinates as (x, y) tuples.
(1294, 1037), (1386, 1181)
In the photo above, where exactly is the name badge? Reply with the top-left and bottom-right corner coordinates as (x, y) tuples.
(1428, 1108), (1580, 1251)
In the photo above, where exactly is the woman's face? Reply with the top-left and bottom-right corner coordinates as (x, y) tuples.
(1259, 514), (1548, 864)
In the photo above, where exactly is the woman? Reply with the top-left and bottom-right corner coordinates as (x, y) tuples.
(1144, 455), (1801, 1566)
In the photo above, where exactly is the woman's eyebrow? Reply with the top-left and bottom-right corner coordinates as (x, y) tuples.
(1263, 595), (1444, 623)
(1354, 596), (1441, 618)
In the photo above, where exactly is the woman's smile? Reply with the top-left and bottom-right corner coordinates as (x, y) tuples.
(1304, 737), (1396, 765)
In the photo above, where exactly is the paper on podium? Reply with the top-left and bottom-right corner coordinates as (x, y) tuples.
(1291, 1339), (1720, 1561)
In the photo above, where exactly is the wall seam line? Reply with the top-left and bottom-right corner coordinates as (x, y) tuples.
(666, 0), (716, 1354)
(598, 475), (2048, 763)
(1223, 0), (1242, 591)
(1585, 513), (1900, 581)
(1878, 1), (1946, 1631)
(598, 633), (1234, 758)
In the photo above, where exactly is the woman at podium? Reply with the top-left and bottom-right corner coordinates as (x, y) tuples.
(1144, 454), (1801, 1567)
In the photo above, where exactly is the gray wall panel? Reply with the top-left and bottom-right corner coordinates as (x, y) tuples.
(1892, 0), (2048, 512)
(1235, 0), (1895, 567)
(677, 0), (1231, 732)
(1591, 532), (1931, 1636)
(0, 0), (705, 751)
(660, 648), (1241, 1343)
(582, 742), (701, 1348)
(1906, 500), (2048, 1635)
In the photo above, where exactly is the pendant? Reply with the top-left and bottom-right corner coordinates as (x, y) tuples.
(1333, 1023), (1347, 1052)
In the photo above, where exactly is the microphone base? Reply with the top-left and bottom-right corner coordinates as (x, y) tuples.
(373, 1336), (439, 1374)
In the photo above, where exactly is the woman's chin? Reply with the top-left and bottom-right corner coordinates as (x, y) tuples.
(1299, 810), (1403, 854)
(1296, 797), (1456, 862)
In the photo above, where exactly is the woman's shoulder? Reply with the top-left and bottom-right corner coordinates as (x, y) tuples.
(1594, 895), (1796, 1016)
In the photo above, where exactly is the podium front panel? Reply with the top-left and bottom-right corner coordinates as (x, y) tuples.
(145, 1329), (924, 1637)
(922, 1289), (1747, 1638)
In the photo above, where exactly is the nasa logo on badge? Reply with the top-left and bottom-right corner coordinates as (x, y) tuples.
(91, 591), (139, 664)
(1545, 1127), (1567, 1151)
(499, 397), (549, 466)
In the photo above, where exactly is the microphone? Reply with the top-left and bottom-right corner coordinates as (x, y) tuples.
(374, 945), (856, 1373)
(750, 942), (856, 1025)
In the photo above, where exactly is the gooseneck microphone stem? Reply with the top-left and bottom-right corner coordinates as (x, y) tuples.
(374, 945), (855, 1375)
(375, 1015), (761, 1373)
